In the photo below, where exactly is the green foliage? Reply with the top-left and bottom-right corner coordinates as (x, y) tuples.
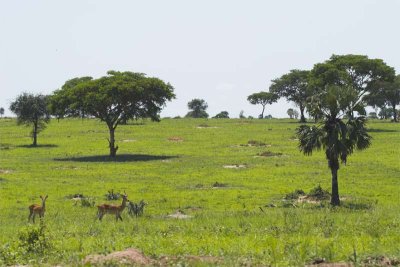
(0, 107), (4, 117)
(105, 189), (121, 200)
(247, 91), (278, 118)
(367, 75), (400, 122)
(127, 200), (146, 217)
(18, 221), (52, 254)
(310, 54), (395, 118)
(9, 93), (50, 146)
(0, 118), (399, 266)
(213, 111), (229, 119)
(308, 185), (330, 200)
(270, 69), (310, 122)
(50, 71), (175, 157)
(185, 99), (209, 118)
(284, 189), (306, 200)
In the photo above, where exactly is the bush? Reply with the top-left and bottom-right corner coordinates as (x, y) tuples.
(105, 189), (120, 200)
(285, 189), (306, 200)
(308, 185), (330, 200)
(127, 200), (146, 217)
(18, 220), (52, 254)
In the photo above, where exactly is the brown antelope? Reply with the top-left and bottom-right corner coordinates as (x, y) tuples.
(97, 192), (129, 221)
(28, 195), (48, 223)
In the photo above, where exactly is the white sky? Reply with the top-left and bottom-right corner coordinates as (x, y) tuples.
(1, 0), (399, 118)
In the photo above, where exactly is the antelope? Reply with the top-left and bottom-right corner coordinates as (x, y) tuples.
(28, 195), (48, 223)
(97, 192), (129, 221)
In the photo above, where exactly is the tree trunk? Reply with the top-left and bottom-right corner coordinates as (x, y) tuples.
(392, 103), (398, 122)
(330, 166), (340, 206)
(32, 122), (38, 146)
(299, 105), (306, 123)
(260, 105), (265, 119)
(108, 126), (118, 157)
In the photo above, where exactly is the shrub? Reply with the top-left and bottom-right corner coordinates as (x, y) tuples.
(105, 189), (120, 200)
(308, 185), (330, 200)
(18, 220), (52, 254)
(285, 189), (306, 200)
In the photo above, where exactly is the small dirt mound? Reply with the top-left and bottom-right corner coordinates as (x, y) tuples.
(244, 140), (269, 147)
(257, 151), (282, 157)
(306, 263), (352, 267)
(212, 181), (228, 188)
(223, 164), (247, 169)
(84, 248), (152, 266)
(159, 255), (222, 265)
(167, 136), (184, 142)
(364, 256), (400, 266)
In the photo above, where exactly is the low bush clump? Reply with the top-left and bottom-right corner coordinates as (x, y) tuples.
(285, 189), (306, 200)
(308, 185), (331, 200)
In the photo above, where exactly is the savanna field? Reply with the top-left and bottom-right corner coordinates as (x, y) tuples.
(0, 118), (399, 266)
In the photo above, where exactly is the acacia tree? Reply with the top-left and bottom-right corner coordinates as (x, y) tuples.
(367, 75), (400, 122)
(10, 93), (50, 146)
(0, 107), (4, 118)
(50, 71), (175, 157)
(185, 99), (209, 118)
(247, 91), (278, 119)
(311, 54), (395, 118)
(270, 70), (310, 122)
(287, 108), (295, 119)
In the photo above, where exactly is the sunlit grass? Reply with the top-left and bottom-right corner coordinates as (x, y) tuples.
(0, 118), (399, 265)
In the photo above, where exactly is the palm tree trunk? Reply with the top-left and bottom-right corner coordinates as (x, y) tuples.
(330, 166), (340, 206)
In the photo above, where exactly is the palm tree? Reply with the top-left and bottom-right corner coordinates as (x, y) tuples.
(296, 86), (372, 206)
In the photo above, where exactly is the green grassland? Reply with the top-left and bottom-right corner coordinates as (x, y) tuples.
(0, 118), (399, 266)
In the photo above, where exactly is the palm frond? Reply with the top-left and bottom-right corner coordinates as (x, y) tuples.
(296, 125), (324, 155)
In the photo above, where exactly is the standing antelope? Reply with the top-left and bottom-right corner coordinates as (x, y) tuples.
(97, 192), (129, 221)
(28, 195), (48, 223)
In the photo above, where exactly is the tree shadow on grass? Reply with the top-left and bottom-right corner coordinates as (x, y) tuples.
(54, 154), (178, 163)
(367, 128), (399, 133)
(17, 144), (58, 148)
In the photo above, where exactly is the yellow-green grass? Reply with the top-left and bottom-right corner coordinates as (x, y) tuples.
(0, 118), (399, 266)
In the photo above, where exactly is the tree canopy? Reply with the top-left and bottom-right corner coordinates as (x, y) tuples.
(0, 107), (4, 118)
(247, 91), (278, 119)
(185, 99), (209, 118)
(213, 111), (229, 119)
(366, 75), (400, 122)
(310, 54), (395, 118)
(50, 71), (175, 157)
(270, 70), (310, 122)
(10, 93), (50, 146)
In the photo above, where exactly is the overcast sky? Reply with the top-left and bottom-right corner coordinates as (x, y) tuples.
(1, 0), (399, 118)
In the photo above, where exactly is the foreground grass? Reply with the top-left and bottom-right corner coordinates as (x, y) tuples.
(0, 118), (399, 266)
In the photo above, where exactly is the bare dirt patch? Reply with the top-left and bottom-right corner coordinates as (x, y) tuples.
(167, 136), (184, 142)
(167, 210), (193, 219)
(256, 151), (283, 157)
(159, 255), (222, 265)
(84, 248), (153, 266)
(223, 164), (247, 169)
(306, 263), (353, 267)
(121, 139), (136, 142)
(0, 169), (13, 174)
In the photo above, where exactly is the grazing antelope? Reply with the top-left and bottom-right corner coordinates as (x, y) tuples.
(97, 192), (128, 221)
(28, 195), (48, 223)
